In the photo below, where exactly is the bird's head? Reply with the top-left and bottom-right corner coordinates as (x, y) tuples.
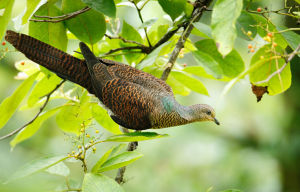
(190, 104), (220, 125)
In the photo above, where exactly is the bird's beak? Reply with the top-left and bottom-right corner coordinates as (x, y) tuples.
(214, 117), (220, 125)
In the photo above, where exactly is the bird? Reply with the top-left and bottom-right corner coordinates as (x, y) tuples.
(5, 30), (220, 130)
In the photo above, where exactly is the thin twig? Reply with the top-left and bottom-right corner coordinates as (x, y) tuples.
(160, 1), (210, 81)
(131, 0), (152, 47)
(0, 80), (66, 141)
(29, 7), (91, 23)
(254, 44), (300, 85)
(104, 46), (145, 56)
(104, 34), (146, 47)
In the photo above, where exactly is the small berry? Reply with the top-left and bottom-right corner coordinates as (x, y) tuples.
(67, 154), (72, 158)
(260, 56), (264, 60)
(20, 61), (25, 65)
(257, 7), (262, 12)
(5, 47), (8, 52)
(77, 145), (82, 149)
(272, 42), (277, 47)
(183, 63), (187, 67)
(90, 139), (94, 143)
(95, 130), (99, 133)
(72, 151), (75, 154)
(267, 32), (273, 37)
(80, 155), (84, 159)
(248, 44), (253, 49)
(86, 134), (90, 138)
(93, 147), (97, 153)
(80, 123), (84, 127)
(263, 36), (271, 42)
(2, 41), (6, 46)
(80, 128), (84, 132)
(247, 31), (252, 36)
(105, 19), (110, 23)
(74, 154), (79, 159)
(250, 48), (255, 53)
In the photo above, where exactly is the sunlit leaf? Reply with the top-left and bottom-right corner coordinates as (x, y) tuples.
(97, 151), (143, 172)
(82, 173), (124, 192)
(192, 22), (212, 38)
(22, 0), (42, 24)
(91, 146), (115, 173)
(91, 104), (121, 134)
(195, 39), (245, 78)
(10, 107), (62, 148)
(82, 0), (116, 17)
(250, 45), (291, 95)
(56, 102), (92, 135)
(172, 71), (209, 95)
(136, 42), (166, 69)
(0, 72), (39, 130)
(104, 132), (168, 142)
(29, 2), (67, 51)
(8, 155), (67, 182)
(62, 0), (106, 44)
(27, 73), (61, 107)
(192, 50), (222, 78)
(46, 162), (70, 177)
(166, 74), (190, 96)
(0, 0), (14, 39)
(211, 0), (243, 56)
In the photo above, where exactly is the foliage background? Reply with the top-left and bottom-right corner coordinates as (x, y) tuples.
(0, 0), (299, 192)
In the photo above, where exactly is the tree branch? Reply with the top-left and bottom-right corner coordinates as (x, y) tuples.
(160, 1), (211, 81)
(0, 80), (66, 141)
(29, 7), (91, 23)
(104, 34), (147, 47)
(254, 44), (300, 85)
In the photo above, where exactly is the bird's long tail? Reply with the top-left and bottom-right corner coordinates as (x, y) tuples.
(5, 30), (94, 93)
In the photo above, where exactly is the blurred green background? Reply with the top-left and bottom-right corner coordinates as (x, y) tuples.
(0, 0), (300, 192)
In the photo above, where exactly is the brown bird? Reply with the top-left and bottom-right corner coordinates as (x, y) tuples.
(5, 30), (219, 130)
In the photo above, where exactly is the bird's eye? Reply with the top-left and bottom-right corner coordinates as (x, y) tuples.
(206, 111), (211, 115)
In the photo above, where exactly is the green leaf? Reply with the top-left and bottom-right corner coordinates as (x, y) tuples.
(0, 72), (39, 130)
(236, 11), (257, 40)
(29, 2), (67, 51)
(184, 2), (193, 17)
(8, 155), (67, 182)
(121, 20), (144, 63)
(56, 102), (92, 135)
(104, 132), (168, 142)
(194, 39), (245, 78)
(22, 0), (42, 24)
(82, 173), (124, 192)
(97, 151), (143, 172)
(0, 0), (14, 40)
(136, 42), (167, 69)
(219, 190), (242, 192)
(192, 51), (222, 78)
(10, 107), (62, 148)
(250, 45), (291, 95)
(110, 144), (127, 157)
(211, 0), (243, 56)
(46, 162), (70, 177)
(294, 0), (300, 4)
(27, 73), (61, 107)
(158, 0), (186, 21)
(82, 0), (116, 17)
(192, 22), (212, 38)
(139, 18), (158, 29)
(91, 104), (122, 134)
(62, 0), (106, 44)
(277, 26), (300, 57)
(172, 71), (209, 95)
(91, 146), (114, 173)
(166, 74), (190, 96)
(251, 14), (287, 48)
(183, 66), (216, 79)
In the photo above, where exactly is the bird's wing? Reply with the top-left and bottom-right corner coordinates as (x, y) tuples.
(102, 78), (153, 130)
(100, 59), (174, 96)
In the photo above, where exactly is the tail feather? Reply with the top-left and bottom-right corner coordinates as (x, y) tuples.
(5, 30), (94, 94)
